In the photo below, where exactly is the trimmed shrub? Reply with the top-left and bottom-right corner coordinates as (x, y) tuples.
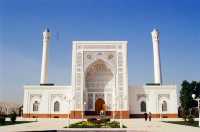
(0, 116), (5, 124)
(122, 124), (127, 128)
(101, 117), (110, 123)
(187, 115), (195, 123)
(107, 121), (120, 128)
(9, 112), (17, 123)
(66, 119), (126, 128)
(87, 118), (97, 122)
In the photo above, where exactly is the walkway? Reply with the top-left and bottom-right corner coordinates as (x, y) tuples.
(0, 118), (199, 132)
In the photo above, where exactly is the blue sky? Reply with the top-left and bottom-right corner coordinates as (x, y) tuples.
(0, 0), (200, 103)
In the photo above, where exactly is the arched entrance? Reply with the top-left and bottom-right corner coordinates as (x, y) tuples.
(95, 98), (105, 114)
(85, 59), (113, 114)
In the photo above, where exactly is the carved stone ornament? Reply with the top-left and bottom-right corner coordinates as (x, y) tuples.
(158, 94), (170, 100)
(30, 94), (42, 99)
(108, 54), (113, 60)
(51, 94), (63, 100)
(87, 55), (92, 59)
(137, 94), (148, 101)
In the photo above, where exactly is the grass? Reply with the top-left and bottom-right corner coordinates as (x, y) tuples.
(163, 121), (199, 127)
(0, 121), (34, 126)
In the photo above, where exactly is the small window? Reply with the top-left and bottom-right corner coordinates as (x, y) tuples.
(54, 101), (60, 112)
(33, 101), (39, 112)
(162, 101), (167, 112)
(140, 101), (146, 112)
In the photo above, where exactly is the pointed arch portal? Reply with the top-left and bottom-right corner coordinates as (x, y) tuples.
(85, 59), (113, 114)
(95, 98), (105, 114)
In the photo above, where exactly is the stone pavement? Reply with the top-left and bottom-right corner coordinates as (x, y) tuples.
(0, 118), (199, 132)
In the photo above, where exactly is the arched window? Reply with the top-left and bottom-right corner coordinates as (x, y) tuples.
(162, 101), (167, 112)
(33, 101), (39, 112)
(54, 101), (60, 112)
(140, 101), (146, 112)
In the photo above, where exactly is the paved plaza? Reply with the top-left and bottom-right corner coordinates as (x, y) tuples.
(0, 118), (199, 132)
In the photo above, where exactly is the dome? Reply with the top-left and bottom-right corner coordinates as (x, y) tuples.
(152, 28), (159, 33)
(44, 27), (50, 32)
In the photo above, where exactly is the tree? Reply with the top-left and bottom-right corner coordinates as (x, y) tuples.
(180, 80), (193, 121)
(192, 81), (200, 99)
(179, 80), (200, 121)
(0, 107), (6, 124)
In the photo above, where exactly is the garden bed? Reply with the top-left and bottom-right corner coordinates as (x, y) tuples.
(64, 118), (127, 128)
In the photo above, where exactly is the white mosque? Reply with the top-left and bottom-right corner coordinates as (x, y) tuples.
(23, 28), (178, 119)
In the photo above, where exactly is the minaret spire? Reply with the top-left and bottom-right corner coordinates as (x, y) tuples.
(40, 28), (51, 85)
(151, 29), (162, 85)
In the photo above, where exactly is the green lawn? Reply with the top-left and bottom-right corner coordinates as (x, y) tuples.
(163, 121), (199, 127)
(0, 121), (34, 126)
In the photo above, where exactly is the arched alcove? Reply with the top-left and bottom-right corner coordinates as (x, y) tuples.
(140, 101), (146, 112)
(33, 101), (39, 112)
(54, 101), (60, 112)
(162, 100), (167, 112)
(85, 59), (114, 112)
(86, 59), (113, 92)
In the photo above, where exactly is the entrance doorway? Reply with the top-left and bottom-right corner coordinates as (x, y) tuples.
(95, 98), (105, 114)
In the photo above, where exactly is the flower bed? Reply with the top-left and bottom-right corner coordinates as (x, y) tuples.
(64, 118), (127, 128)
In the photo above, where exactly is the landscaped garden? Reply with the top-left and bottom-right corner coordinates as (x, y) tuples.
(0, 112), (34, 126)
(0, 102), (25, 126)
(65, 118), (127, 128)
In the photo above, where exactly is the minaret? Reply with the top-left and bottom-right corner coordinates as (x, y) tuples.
(40, 28), (51, 85)
(151, 29), (162, 85)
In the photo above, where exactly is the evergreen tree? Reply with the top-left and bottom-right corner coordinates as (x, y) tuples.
(179, 80), (200, 121)
(179, 80), (193, 121)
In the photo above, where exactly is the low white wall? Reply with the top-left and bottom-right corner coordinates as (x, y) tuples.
(128, 85), (178, 115)
(23, 85), (178, 116)
(23, 85), (72, 115)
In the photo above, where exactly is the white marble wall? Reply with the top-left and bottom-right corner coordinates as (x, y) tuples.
(71, 41), (129, 111)
(128, 85), (178, 114)
(23, 85), (72, 114)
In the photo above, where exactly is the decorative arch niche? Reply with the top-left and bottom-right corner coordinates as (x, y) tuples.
(162, 100), (168, 112)
(140, 101), (146, 112)
(85, 59), (114, 92)
(85, 59), (114, 111)
(54, 101), (60, 112)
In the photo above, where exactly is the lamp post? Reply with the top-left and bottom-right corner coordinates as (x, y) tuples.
(65, 96), (71, 126)
(160, 101), (162, 121)
(117, 95), (123, 128)
(121, 95), (127, 128)
(120, 96), (122, 128)
(192, 94), (200, 127)
(112, 103), (115, 120)
(82, 101), (86, 121)
(67, 98), (71, 126)
(72, 96), (75, 119)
